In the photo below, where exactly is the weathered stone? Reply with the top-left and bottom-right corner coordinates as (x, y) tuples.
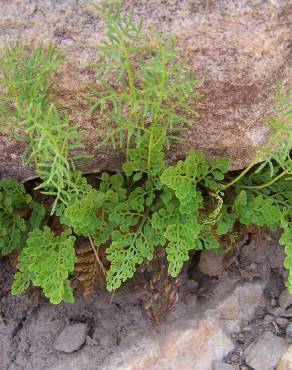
(101, 333), (161, 370)
(53, 323), (88, 353)
(245, 331), (289, 370)
(267, 305), (287, 317)
(198, 250), (226, 277)
(0, 0), (291, 180)
(216, 281), (265, 320)
(279, 289), (292, 310)
(286, 323), (292, 344)
(221, 318), (242, 336)
(263, 314), (274, 324)
(277, 345), (292, 370)
(276, 317), (289, 328)
(213, 361), (235, 370)
(102, 316), (234, 370)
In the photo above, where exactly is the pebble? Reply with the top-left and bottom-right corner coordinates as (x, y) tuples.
(53, 323), (88, 353)
(271, 298), (278, 307)
(276, 317), (289, 328)
(286, 323), (292, 339)
(279, 289), (292, 310)
(213, 361), (235, 370)
(263, 314), (274, 324)
(267, 305), (286, 317)
(221, 319), (242, 335)
(283, 308), (292, 318)
(277, 344), (292, 370)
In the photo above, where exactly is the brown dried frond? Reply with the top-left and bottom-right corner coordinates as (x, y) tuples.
(143, 248), (182, 325)
(75, 239), (106, 296)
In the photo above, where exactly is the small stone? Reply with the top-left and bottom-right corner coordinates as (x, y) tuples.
(240, 366), (249, 370)
(267, 305), (286, 317)
(277, 344), (292, 370)
(286, 323), (292, 338)
(53, 323), (88, 353)
(245, 331), (289, 370)
(279, 289), (292, 310)
(221, 319), (242, 335)
(184, 279), (199, 291)
(213, 361), (235, 370)
(198, 250), (225, 277)
(86, 335), (98, 346)
(271, 298), (278, 307)
(263, 314), (274, 324)
(99, 333), (116, 347)
(276, 317), (289, 328)
(282, 308), (292, 318)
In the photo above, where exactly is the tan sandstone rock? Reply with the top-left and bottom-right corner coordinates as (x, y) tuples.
(0, 0), (291, 179)
(277, 344), (292, 370)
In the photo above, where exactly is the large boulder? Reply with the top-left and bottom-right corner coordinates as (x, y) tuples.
(0, 0), (291, 180)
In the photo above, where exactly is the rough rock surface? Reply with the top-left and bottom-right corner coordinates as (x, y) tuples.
(279, 289), (292, 310)
(277, 345), (292, 370)
(53, 323), (88, 353)
(244, 331), (289, 370)
(0, 0), (291, 180)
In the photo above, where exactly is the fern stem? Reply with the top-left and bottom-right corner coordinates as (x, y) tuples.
(222, 158), (259, 190)
(89, 235), (107, 277)
(244, 169), (289, 190)
(147, 129), (154, 180)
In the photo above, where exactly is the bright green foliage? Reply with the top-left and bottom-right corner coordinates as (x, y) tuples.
(0, 180), (45, 255)
(0, 2), (291, 303)
(280, 213), (292, 292)
(12, 227), (76, 304)
(0, 43), (87, 213)
(89, 0), (200, 156)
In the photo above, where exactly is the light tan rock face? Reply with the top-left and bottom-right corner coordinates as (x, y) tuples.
(0, 0), (291, 180)
(99, 281), (265, 370)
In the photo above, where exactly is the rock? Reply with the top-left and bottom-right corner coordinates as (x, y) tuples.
(213, 361), (235, 370)
(286, 323), (292, 343)
(263, 314), (274, 324)
(101, 334), (161, 370)
(198, 250), (226, 277)
(277, 345), (292, 370)
(86, 335), (98, 346)
(53, 323), (88, 353)
(103, 316), (234, 370)
(276, 317), (289, 328)
(221, 319), (242, 336)
(267, 305), (287, 317)
(0, 0), (291, 180)
(245, 331), (289, 370)
(217, 281), (265, 320)
(279, 289), (292, 310)
(264, 276), (285, 300)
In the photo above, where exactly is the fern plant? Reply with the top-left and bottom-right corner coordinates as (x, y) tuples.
(0, 0), (291, 303)
(0, 43), (88, 212)
(0, 180), (45, 255)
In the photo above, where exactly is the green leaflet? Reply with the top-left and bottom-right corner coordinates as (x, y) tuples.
(64, 189), (105, 236)
(160, 149), (228, 214)
(233, 190), (283, 230)
(12, 227), (76, 304)
(106, 186), (161, 290)
(106, 222), (158, 291)
(123, 127), (166, 180)
(165, 218), (201, 277)
(0, 180), (46, 255)
(151, 192), (200, 277)
(216, 205), (236, 236)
